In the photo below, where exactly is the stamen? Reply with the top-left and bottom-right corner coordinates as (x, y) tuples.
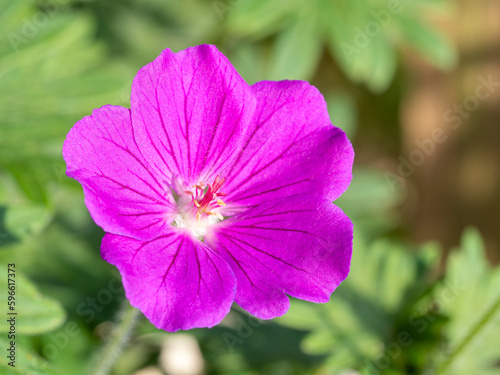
(186, 175), (227, 221)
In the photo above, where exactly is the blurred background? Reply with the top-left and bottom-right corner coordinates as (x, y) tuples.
(1, 0), (499, 374)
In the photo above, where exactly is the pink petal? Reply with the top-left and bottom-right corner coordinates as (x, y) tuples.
(63, 105), (172, 240)
(208, 195), (353, 319)
(130, 44), (256, 184)
(224, 80), (354, 206)
(102, 231), (237, 331)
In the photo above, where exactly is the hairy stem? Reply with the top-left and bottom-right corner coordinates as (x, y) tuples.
(89, 301), (141, 375)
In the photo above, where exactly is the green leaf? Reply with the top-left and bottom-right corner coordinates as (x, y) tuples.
(277, 233), (440, 372)
(325, 0), (398, 92)
(0, 2), (130, 204)
(326, 92), (358, 138)
(226, 0), (294, 39)
(228, 43), (267, 84)
(432, 228), (500, 375)
(334, 168), (404, 234)
(366, 33), (398, 92)
(268, 12), (322, 81)
(0, 337), (60, 375)
(0, 270), (66, 335)
(0, 203), (53, 241)
(396, 15), (457, 70)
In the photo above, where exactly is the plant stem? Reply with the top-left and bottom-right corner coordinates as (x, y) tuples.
(89, 301), (141, 375)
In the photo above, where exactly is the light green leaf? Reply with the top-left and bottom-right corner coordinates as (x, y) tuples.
(277, 233), (440, 371)
(0, 337), (60, 375)
(325, 0), (370, 83)
(367, 33), (398, 92)
(325, 0), (398, 92)
(396, 15), (457, 70)
(1, 203), (53, 240)
(226, 0), (294, 39)
(0, 2), (130, 204)
(0, 270), (66, 335)
(326, 92), (358, 138)
(433, 228), (500, 375)
(335, 168), (404, 234)
(268, 13), (322, 81)
(228, 43), (267, 84)
(324, 0), (456, 90)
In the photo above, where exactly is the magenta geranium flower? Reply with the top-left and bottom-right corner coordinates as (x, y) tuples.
(63, 44), (354, 332)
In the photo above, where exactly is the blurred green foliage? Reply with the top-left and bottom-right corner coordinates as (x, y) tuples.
(0, 271), (66, 335)
(0, 0), (498, 374)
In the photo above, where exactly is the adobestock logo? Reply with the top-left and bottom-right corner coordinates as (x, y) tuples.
(386, 74), (499, 191)
(7, 0), (69, 51)
(213, 0), (243, 21)
(443, 75), (499, 130)
(223, 314), (263, 353)
(341, 0), (409, 61)
(364, 278), (467, 374)
(41, 270), (124, 361)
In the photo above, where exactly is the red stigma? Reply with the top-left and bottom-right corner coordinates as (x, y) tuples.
(188, 175), (226, 220)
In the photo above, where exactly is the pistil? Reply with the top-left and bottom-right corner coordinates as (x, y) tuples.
(186, 175), (226, 221)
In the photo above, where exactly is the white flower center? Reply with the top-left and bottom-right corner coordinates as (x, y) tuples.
(172, 213), (221, 241)
(169, 175), (227, 241)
